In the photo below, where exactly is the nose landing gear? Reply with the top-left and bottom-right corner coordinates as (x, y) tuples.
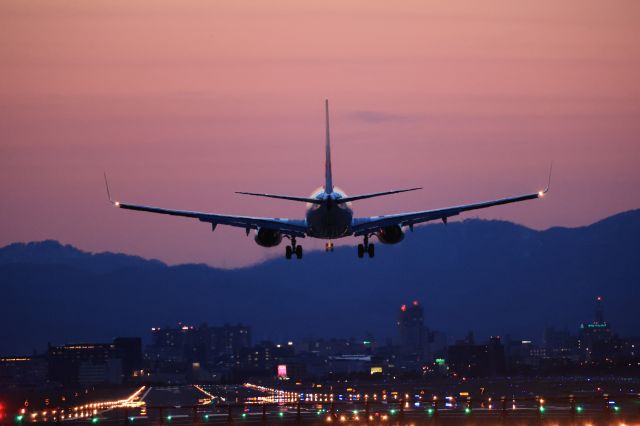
(285, 237), (303, 260)
(325, 241), (334, 252)
(357, 236), (375, 258)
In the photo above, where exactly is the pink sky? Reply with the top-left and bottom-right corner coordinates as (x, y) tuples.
(1, 0), (639, 267)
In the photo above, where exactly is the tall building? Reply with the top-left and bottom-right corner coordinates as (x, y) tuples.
(578, 296), (613, 361)
(397, 301), (427, 359)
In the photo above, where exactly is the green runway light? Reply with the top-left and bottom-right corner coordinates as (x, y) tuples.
(539, 406), (545, 413)
(16, 415), (24, 422)
(91, 418), (99, 424)
(389, 409), (396, 415)
(166, 415), (173, 421)
(426, 408), (434, 415)
(464, 407), (471, 414)
(242, 413), (247, 418)
(279, 412), (284, 417)
(317, 410), (322, 416)
(352, 410), (358, 415)
(613, 406), (620, 412)
(204, 414), (210, 421)
(128, 416), (135, 422)
(576, 406), (583, 413)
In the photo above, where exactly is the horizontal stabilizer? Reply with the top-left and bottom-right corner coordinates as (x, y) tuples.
(336, 187), (422, 203)
(235, 192), (323, 204)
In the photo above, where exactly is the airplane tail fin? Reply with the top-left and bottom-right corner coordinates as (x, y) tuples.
(324, 99), (333, 194)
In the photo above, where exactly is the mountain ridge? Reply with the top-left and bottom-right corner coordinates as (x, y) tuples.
(1, 209), (639, 355)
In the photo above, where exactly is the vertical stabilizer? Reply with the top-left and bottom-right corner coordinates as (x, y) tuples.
(324, 99), (334, 193)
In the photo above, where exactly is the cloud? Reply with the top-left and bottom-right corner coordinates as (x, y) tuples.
(347, 110), (409, 124)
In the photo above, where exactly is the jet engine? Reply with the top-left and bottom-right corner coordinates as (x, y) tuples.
(254, 228), (283, 247)
(376, 225), (404, 244)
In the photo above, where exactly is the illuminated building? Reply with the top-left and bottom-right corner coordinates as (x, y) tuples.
(578, 296), (614, 361)
(48, 338), (142, 386)
(48, 343), (121, 385)
(0, 356), (47, 387)
(147, 323), (251, 366)
(397, 300), (427, 360)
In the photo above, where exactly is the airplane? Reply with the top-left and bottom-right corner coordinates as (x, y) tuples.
(105, 100), (550, 260)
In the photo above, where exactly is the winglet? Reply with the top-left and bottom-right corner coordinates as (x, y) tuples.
(103, 172), (120, 206)
(538, 162), (553, 197)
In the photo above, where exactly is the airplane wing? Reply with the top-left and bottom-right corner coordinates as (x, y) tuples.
(112, 201), (308, 237)
(351, 189), (547, 237)
(104, 174), (307, 237)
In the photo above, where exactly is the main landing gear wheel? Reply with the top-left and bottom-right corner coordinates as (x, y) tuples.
(285, 237), (303, 260)
(357, 236), (375, 258)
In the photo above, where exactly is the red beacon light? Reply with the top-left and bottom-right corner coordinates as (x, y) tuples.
(400, 305), (407, 312)
(412, 300), (419, 306)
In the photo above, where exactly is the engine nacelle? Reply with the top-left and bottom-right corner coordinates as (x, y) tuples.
(376, 225), (405, 244)
(254, 228), (283, 247)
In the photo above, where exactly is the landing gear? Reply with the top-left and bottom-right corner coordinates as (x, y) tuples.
(357, 236), (375, 258)
(325, 241), (334, 252)
(285, 237), (303, 260)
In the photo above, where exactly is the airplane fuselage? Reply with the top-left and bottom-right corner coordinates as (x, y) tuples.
(305, 190), (353, 239)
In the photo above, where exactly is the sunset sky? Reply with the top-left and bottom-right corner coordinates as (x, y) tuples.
(1, 0), (639, 267)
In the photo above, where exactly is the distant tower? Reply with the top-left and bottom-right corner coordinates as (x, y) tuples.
(595, 296), (604, 323)
(578, 296), (612, 362)
(397, 300), (425, 358)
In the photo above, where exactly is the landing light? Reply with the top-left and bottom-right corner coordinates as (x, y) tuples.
(115, 201), (121, 207)
(538, 191), (544, 197)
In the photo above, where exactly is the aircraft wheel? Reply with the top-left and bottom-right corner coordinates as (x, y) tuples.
(357, 244), (364, 258)
(368, 243), (375, 258)
(285, 245), (292, 259)
(295, 245), (303, 259)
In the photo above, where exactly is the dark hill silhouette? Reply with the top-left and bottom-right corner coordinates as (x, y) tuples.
(1, 210), (639, 354)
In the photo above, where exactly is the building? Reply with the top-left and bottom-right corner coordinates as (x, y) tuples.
(397, 301), (427, 360)
(147, 323), (251, 367)
(578, 296), (614, 361)
(48, 337), (142, 386)
(48, 343), (121, 386)
(447, 335), (506, 376)
(544, 327), (576, 358)
(113, 337), (143, 377)
(0, 356), (47, 387)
